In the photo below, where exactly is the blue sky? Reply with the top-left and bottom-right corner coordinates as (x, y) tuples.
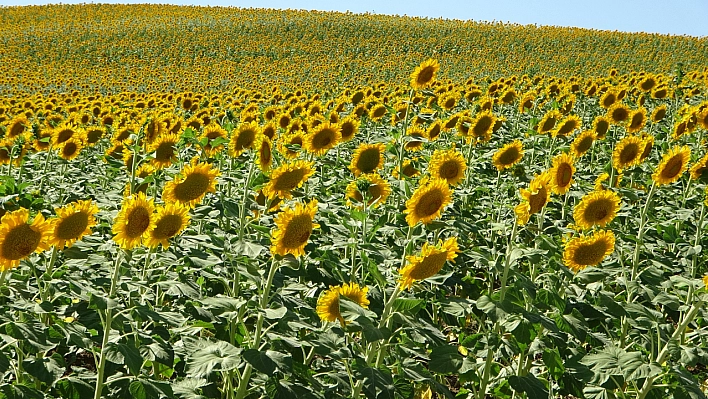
(2, 0), (707, 37)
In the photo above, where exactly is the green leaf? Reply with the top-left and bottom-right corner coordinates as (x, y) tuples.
(22, 356), (64, 385)
(354, 365), (394, 399)
(428, 345), (463, 374)
(186, 340), (242, 378)
(542, 348), (565, 379)
(508, 375), (549, 399)
(129, 378), (173, 399)
(55, 378), (95, 399)
(104, 342), (144, 376)
(243, 349), (292, 374)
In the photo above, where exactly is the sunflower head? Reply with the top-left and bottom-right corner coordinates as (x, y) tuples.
(429, 148), (467, 186)
(162, 161), (221, 208)
(404, 178), (453, 226)
(263, 160), (315, 200)
(563, 230), (615, 272)
(316, 282), (369, 325)
(306, 122), (341, 156)
(626, 108), (647, 133)
(553, 115), (581, 137)
(573, 190), (621, 230)
(229, 121), (260, 157)
(571, 131), (596, 158)
(112, 192), (156, 250)
(410, 59), (439, 90)
(652, 146), (691, 186)
(349, 143), (386, 176)
(200, 124), (228, 157)
(607, 103), (630, 125)
(49, 200), (99, 249)
(271, 200), (319, 258)
(537, 110), (562, 134)
(146, 203), (190, 249)
(0, 208), (51, 271)
(493, 140), (524, 171)
(612, 135), (644, 171)
(549, 153), (576, 195)
(346, 174), (391, 209)
(399, 237), (459, 289)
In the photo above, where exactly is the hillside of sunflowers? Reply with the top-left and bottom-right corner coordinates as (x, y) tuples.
(1, 3), (708, 399)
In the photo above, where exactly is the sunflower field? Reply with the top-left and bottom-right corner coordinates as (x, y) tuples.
(1, 4), (708, 399)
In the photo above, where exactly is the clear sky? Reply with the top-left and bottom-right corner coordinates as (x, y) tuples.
(1, 0), (707, 38)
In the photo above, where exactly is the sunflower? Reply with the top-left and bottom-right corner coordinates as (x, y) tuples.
(162, 161), (221, 208)
(145, 203), (190, 249)
(553, 115), (581, 137)
(261, 122), (277, 140)
(306, 122), (341, 156)
(59, 137), (83, 161)
(339, 117), (359, 142)
(316, 283), (369, 324)
(594, 173), (611, 191)
(349, 143), (385, 176)
(690, 153), (708, 180)
(600, 90), (617, 109)
(199, 124), (228, 156)
(393, 159), (420, 179)
(467, 111), (497, 142)
(369, 104), (387, 121)
(651, 105), (667, 123)
(271, 200), (319, 257)
(573, 190), (621, 230)
(149, 133), (179, 169)
(113, 124), (136, 142)
(514, 171), (551, 225)
(571, 131), (596, 158)
(278, 132), (304, 159)
(410, 59), (439, 90)
(493, 140), (524, 171)
(404, 178), (453, 226)
(346, 173), (391, 209)
(254, 134), (273, 172)
(607, 103), (630, 125)
(592, 116), (611, 139)
(144, 114), (167, 145)
(85, 127), (105, 145)
(612, 135), (643, 171)
(112, 192), (155, 250)
(48, 200), (98, 249)
(426, 121), (442, 141)
(652, 146), (690, 186)
(51, 123), (80, 146)
(697, 108), (708, 130)
(33, 128), (53, 152)
(4, 115), (29, 140)
(399, 237), (459, 289)
(428, 148), (467, 186)
(638, 75), (657, 92)
(404, 126), (427, 152)
(263, 160), (315, 200)
(537, 110), (562, 135)
(228, 121), (259, 157)
(563, 230), (615, 272)
(549, 153), (576, 195)
(0, 208), (51, 271)
(638, 133), (654, 162)
(626, 108), (647, 134)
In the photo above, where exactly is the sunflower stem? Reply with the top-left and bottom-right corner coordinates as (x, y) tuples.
(40, 247), (59, 305)
(237, 161), (256, 241)
(93, 250), (124, 399)
(38, 144), (54, 192)
(499, 221), (519, 302)
(629, 182), (656, 295)
(396, 89), (415, 184)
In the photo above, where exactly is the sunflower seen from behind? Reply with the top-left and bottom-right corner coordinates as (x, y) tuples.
(573, 190), (621, 230)
(0, 208), (51, 271)
(162, 161), (220, 209)
(349, 143), (385, 176)
(271, 200), (319, 258)
(404, 178), (453, 226)
(316, 283), (369, 326)
(428, 148), (467, 186)
(653, 145), (690, 186)
(146, 203), (190, 249)
(410, 59), (439, 90)
(399, 237), (459, 289)
(48, 200), (99, 249)
(563, 230), (615, 272)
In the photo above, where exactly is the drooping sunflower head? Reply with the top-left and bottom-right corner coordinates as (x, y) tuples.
(349, 143), (386, 176)
(652, 146), (691, 186)
(346, 173), (391, 209)
(573, 190), (621, 230)
(571, 131), (596, 158)
(145, 202), (190, 249)
(553, 115), (581, 137)
(612, 135), (644, 171)
(549, 153), (576, 195)
(112, 192), (156, 250)
(229, 121), (260, 157)
(429, 148), (467, 186)
(306, 122), (341, 156)
(493, 140), (524, 171)
(404, 178), (453, 226)
(4, 115), (29, 140)
(410, 59), (440, 90)
(162, 161), (221, 208)
(0, 208), (51, 271)
(399, 237), (459, 289)
(563, 230), (615, 272)
(316, 282), (369, 325)
(271, 200), (319, 258)
(263, 160), (315, 200)
(199, 124), (228, 157)
(49, 200), (99, 249)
